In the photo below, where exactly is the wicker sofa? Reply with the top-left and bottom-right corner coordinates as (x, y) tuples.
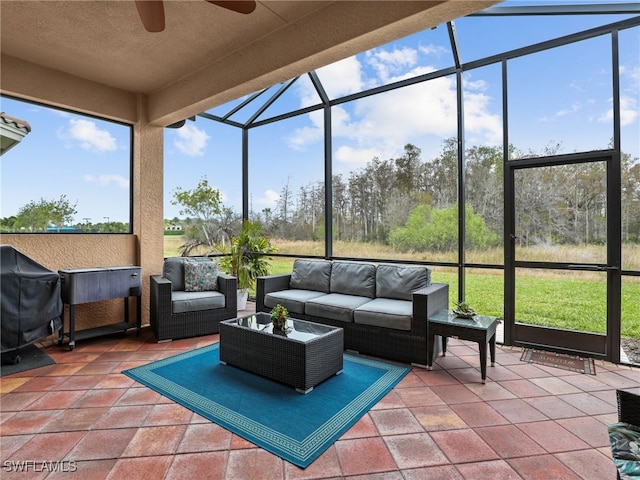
(256, 259), (449, 366)
(150, 257), (237, 341)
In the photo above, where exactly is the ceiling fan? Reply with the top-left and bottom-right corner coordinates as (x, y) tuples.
(135, 1), (257, 33)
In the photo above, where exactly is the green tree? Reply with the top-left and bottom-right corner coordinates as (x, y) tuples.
(14, 195), (77, 232)
(390, 204), (498, 252)
(171, 177), (237, 254)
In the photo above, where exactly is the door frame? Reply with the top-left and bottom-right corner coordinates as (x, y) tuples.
(504, 150), (622, 362)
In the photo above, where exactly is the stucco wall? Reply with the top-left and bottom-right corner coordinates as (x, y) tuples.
(2, 63), (166, 346)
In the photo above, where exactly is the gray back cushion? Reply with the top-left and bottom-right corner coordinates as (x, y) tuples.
(330, 261), (376, 298)
(376, 264), (430, 301)
(290, 259), (332, 293)
(163, 257), (211, 291)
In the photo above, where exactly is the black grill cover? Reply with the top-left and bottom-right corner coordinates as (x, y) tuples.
(1, 245), (63, 352)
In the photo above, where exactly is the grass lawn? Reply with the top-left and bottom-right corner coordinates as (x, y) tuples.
(164, 236), (640, 338)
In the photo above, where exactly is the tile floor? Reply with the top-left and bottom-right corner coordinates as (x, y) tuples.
(1, 305), (639, 480)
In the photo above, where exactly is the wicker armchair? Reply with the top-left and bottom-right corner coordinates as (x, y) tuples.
(149, 257), (237, 341)
(608, 389), (640, 480)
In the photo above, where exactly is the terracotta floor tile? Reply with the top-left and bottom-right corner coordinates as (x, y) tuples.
(176, 422), (232, 453)
(71, 388), (126, 408)
(456, 459), (522, 480)
(1, 304), (636, 480)
(395, 386), (444, 407)
(372, 390), (407, 409)
(94, 373), (136, 389)
(505, 363), (551, 379)
(142, 403), (194, 426)
(557, 392), (617, 416)
(384, 432), (449, 469)
(0, 391), (45, 411)
(340, 413), (380, 440)
(431, 384), (482, 404)
(529, 377), (582, 395)
(475, 424), (546, 458)
(516, 421), (590, 453)
(42, 407), (110, 433)
(164, 452), (228, 480)
(92, 405), (152, 429)
(9, 431), (85, 461)
(507, 455), (582, 480)
(106, 456), (173, 480)
(555, 416), (611, 447)
(225, 448), (284, 480)
(369, 408), (424, 435)
(464, 382), (518, 401)
(490, 398), (549, 423)
(121, 425), (187, 457)
(1, 410), (58, 435)
(48, 459), (117, 480)
(0, 376), (31, 393)
(412, 404), (468, 431)
(13, 375), (67, 392)
(401, 465), (464, 480)
(66, 428), (137, 460)
(500, 379), (552, 398)
(554, 449), (618, 480)
(523, 396), (584, 419)
(413, 369), (459, 386)
(284, 445), (343, 480)
(450, 402), (510, 428)
(0, 434), (34, 459)
(115, 387), (163, 406)
(429, 429), (499, 464)
(334, 437), (398, 476)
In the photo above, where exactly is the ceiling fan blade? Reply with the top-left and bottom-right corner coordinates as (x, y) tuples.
(206, 1), (257, 15)
(135, 0), (165, 32)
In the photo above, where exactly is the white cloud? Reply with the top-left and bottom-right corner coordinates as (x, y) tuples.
(419, 44), (448, 57)
(254, 189), (280, 208)
(288, 46), (502, 159)
(365, 47), (418, 83)
(174, 124), (210, 156)
(599, 95), (638, 126)
(314, 56), (366, 100)
(83, 174), (129, 189)
(58, 118), (117, 152)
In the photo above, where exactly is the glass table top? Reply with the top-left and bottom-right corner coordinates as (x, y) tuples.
(428, 310), (497, 330)
(226, 312), (339, 343)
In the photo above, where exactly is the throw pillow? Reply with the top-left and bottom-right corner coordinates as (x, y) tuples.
(184, 260), (219, 292)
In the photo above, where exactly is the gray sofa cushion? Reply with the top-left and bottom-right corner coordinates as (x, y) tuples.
(376, 264), (430, 301)
(264, 289), (327, 315)
(305, 293), (372, 322)
(171, 290), (226, 314)
(354, 298), (413, 331)
(330, 261), (376, 298)
(163, 257), (211, 291)
(290, 259), (332, 293)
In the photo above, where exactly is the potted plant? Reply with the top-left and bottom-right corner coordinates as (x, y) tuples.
(453, 301), (476, 319)
(270, 304), (289, 331)
(220, 220), (275, 310)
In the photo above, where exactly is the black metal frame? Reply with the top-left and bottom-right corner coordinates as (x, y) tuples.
(197, 6), (639, 363)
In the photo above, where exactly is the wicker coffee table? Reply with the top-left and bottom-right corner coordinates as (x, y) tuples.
(219, 313), (344, 393)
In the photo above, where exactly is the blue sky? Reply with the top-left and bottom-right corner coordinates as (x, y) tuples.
(1, 2), (638, 224)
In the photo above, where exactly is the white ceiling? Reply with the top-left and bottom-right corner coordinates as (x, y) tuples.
(0, 1), (499, 126)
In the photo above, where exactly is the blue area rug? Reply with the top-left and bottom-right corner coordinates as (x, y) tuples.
(123, 343), (409, 468)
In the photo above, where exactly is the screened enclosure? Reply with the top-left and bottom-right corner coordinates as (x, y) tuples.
(164, 2), (640, 364)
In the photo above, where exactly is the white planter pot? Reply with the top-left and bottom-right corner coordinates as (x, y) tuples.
(237, 289), (249, 311)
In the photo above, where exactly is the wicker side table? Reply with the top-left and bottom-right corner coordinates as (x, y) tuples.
(427, 310), (497, 384)
(219, 313), (344, 393)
